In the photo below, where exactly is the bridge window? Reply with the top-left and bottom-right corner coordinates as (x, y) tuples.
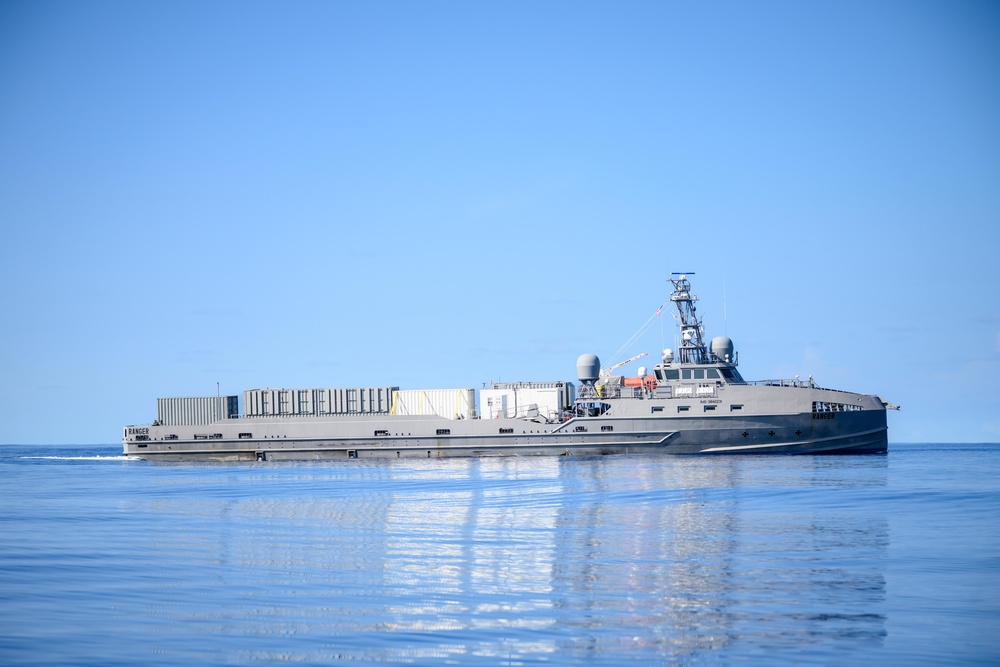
(577, 402), (611, 417)
(813, 401), (863, 413)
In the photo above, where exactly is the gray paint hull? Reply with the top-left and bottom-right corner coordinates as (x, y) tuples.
(124, 404), (888, 462)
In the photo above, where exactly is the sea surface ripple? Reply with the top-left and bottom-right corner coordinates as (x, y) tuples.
(0, 443), (997, 666)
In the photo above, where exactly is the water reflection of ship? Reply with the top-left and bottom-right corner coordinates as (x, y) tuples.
(376, 456), (889, 660)
(380, 458), (564, 652)
(143, 457), (889, 662)
(552, 458), (747, 655)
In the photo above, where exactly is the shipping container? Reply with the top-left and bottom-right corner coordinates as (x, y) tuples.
(479, 382), (575, 420)
(243, 387), (397, 417)
(390, 389), (476, 420)
(156, 396), (239, 426)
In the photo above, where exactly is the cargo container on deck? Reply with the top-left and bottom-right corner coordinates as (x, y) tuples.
(156, 396), (239, 426)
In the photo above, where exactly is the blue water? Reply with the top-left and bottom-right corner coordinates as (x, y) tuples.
(0, 444), (997, 666)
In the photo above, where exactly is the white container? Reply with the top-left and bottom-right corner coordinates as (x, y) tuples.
(391, 389), (476, 420)
(479, 381), (574, 420)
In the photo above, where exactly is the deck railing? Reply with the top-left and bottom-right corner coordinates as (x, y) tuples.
(746, 378), (817, 388)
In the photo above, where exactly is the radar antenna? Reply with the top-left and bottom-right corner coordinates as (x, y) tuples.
(669, 273), (709, 364)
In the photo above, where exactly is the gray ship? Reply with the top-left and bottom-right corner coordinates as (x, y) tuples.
(123, 274), (896, 461)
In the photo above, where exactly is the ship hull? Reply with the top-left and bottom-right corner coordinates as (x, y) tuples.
(123, 409), (887, 462)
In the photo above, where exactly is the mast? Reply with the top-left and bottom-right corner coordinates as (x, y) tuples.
(669, 273), (709, 364)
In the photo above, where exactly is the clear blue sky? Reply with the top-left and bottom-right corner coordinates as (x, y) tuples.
(1, 1), (998, 444)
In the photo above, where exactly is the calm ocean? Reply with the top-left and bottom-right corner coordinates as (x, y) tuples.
(0, 443), (997, 666)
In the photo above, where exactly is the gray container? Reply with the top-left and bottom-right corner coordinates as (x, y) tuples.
(243, 387), (397, 417)
(156, 396), (238, 426)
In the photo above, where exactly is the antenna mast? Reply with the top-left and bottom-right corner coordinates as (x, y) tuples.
(669, 273), (708, 364)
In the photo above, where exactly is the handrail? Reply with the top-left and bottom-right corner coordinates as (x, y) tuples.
(747, 378), (817, 388)
(577, 377), (871, 402)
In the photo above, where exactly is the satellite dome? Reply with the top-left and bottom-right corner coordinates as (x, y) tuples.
(662, 348), (674, 363)
(710, 336), (735, 363)
(576, 353), (601, 384)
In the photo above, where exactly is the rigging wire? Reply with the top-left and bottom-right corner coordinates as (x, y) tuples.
(607, 300), (669, 367)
